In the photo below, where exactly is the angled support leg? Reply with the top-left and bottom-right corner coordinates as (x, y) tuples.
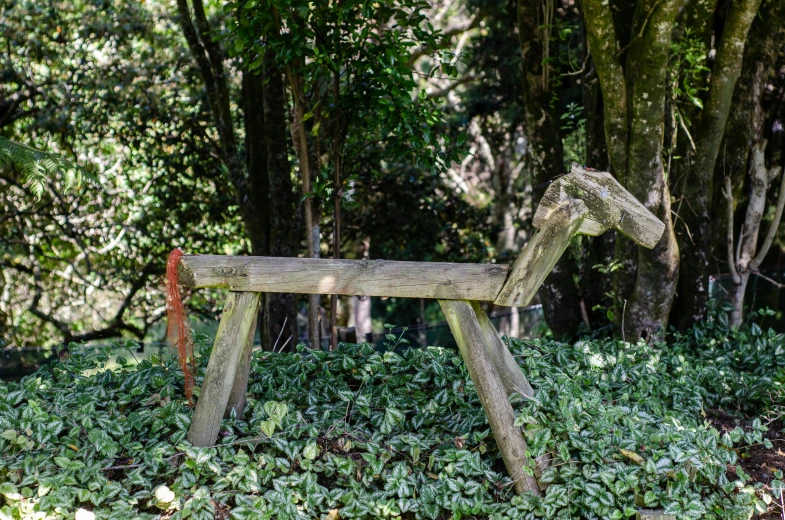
(469, 301), (534, 398)
(439, 300), (540, 495)
(188, 291), (261, 447)
(225, 303), (259, 418)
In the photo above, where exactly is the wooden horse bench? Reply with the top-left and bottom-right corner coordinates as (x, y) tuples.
(172, 163), (665, 495)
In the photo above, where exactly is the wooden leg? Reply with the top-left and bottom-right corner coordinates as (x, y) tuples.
(439, 300), (540, 495)
(469, 301), (534, 398)
(225, 307), (259, 418)
(188, 291), (261, 447)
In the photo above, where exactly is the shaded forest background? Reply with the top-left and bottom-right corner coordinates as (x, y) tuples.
(1, 0), (784, 353)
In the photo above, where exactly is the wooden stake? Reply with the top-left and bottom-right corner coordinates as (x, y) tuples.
(439, 300), (540, 495)
(469, 301), (534, 398)
(494, 199), (587, 307)
(225, 307), (259, 418)
(188, 291), (261, 447)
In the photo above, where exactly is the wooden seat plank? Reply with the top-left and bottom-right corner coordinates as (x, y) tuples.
(178, 255), (509, 302)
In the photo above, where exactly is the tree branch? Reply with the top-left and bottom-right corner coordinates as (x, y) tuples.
(28, 262), (161, 345)
(408, 12), (485, 65)
(426, 74), (482, 99)
(176, 0), (219, 115)
(751, 166), (785, 270)
(723, 176), (741, 284)
(581, 0), (629, 177)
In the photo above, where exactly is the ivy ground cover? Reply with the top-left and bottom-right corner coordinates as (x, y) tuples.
(1, 309), (784, 519)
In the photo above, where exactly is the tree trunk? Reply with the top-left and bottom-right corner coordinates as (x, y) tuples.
(287, 68), (321, 350)
(726, 141), (785, 327)
(674, 0), (763, 328)
(517, 0), (582, 339)
(262, 50), (299, 352)
(582, 0), (684, 341)
(708, 0), (785, 325)
(579, 51), (615, 327)
(353, 295), (372, 341)
(619, 0), (683, 341)
(330, 71), (342, 351)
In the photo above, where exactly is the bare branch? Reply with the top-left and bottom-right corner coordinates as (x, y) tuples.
(426, 75), (482, 99)
(723, 176), (741, 284)
(408, 12), (485, 65)
(750, 269), (785, 289)
(751, 166), (785, 269)
(176, 0), (222, 135)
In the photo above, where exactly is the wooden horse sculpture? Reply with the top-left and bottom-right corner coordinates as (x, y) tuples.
(171, 163), (665, 495)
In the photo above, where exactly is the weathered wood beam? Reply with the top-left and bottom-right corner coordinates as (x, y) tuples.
(636, 511), (675, 520)
(225, 307), (258, 418)
(494, 199), (587, 307)
(178, 256), (508, 301)
(535, 163), (665, 248)
(440, 300), (540, 496)
(470, 301), (534, 398)
(188, 291), (261, 447)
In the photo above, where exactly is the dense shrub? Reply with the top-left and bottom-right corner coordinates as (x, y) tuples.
(0, 312), (783, 520)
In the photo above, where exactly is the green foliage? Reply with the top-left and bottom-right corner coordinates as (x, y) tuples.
(0, 137), (88, 198)
(668, 303), (785, 415)
(669, 28), (711, 112)
(561, 102), (585, 166)
(227, 0), (460, 204)
(2, 317), (782, 519)
(0, 0), (242, 347)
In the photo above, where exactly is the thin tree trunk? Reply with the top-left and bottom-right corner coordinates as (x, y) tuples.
(354, 296), (372, 342)
(263, 49), (299, 352)
(287, 68), (321, 350)
(728, 272), (750, 327)
(726, 141), (785, 327)
(330, 70), (341, 350)
(517, 0), (582, 339)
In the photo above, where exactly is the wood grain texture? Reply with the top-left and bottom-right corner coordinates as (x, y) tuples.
(494, 200), (587, 307)
(178, 255), (509, 301)
(188, 291), (261, 447)
(470, 301), (534, 398)
(225, 307), (259, 419)
(440, 300), (540, 496)
(636, 511), (675, 520)
(534, 163), (665, 248)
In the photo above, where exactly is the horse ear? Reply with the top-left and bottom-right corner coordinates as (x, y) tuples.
(533, 163), (665, 249)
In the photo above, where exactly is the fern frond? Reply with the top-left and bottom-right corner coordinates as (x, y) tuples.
(0, 136), (91, 196)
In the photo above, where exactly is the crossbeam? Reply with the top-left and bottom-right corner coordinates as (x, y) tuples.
(178, 256), (509, 301)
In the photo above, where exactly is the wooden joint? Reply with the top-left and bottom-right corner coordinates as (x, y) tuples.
(534, 163), (665, 249)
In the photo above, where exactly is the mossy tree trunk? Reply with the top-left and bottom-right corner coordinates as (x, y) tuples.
(581, 0), (682, 341)
(578, 0), (770, 339)
(673, 0), (763, 328)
